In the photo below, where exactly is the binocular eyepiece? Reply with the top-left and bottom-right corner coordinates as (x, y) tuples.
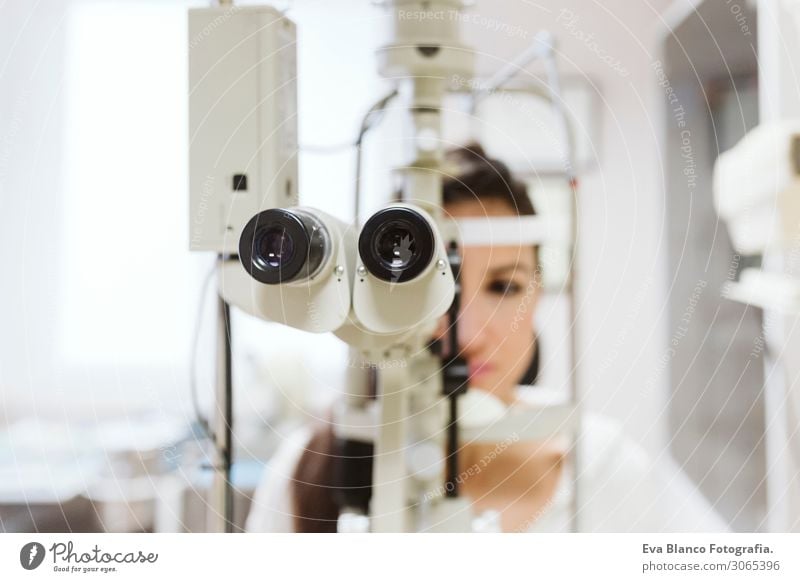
(235, 203), (453, 338)
(240, 205), (438, 286)
(239, 208), (330, 285)
(358, 206), (435, 283)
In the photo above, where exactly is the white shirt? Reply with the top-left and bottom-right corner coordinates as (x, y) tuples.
(246, 411), (729, 533)
(525, 413), (728, 532)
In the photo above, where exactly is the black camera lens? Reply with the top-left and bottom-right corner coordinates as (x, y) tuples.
(256, 226), (295, 269)
(359, 207), (435, 283)
(374, 223), (417, 270)
(240, 208), (329, 284)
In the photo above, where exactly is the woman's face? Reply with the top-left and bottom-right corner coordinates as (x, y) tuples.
(436, 198), (539, 404)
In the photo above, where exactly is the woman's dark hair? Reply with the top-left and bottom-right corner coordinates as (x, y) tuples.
(290, 143), (537, 532)
(441, 142), (536, 217)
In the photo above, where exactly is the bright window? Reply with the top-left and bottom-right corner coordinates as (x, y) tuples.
(59, 1), (197, 366)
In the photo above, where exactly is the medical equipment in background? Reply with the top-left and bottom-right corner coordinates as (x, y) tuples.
(714, 121), (800, 297)
(188, 0), (581, 532)
(714, 119), (800, 531)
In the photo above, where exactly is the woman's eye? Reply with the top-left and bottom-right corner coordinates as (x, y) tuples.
(488, 280), (523, 297)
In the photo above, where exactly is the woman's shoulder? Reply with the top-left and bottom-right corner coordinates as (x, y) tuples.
(581, 411), (728, 531)
(580, 411), (648, 471)
(245, 425), (314, 533)
(513, 387), (637, 473)
(523, 402), (729, 532)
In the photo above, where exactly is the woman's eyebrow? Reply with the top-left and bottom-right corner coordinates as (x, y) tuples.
(488, 263), (534, 276)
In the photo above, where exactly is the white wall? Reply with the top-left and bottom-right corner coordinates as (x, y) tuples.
(0, 0), (72, 424)
(0, 1), (224, 425)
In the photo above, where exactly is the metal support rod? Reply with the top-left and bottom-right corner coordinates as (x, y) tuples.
(445, 395), (459, 497)
(541, 40), (582, 535)
(208, 290), (234, 533)
(470, 31), (554, 113)
(442, 242), (468, 498)
(370, 360), (410, 532)
(354, 89), (399, 224)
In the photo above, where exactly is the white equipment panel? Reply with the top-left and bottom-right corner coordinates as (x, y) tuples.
(189, 6), (298, 253)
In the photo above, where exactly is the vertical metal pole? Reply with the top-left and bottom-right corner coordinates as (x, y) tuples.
(208, 290), (234, 533)
(542, 40), (582, 534)
(442, 243), (468, 498)
(370, 359), (409, 532)
(762, 253), (795, 532)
